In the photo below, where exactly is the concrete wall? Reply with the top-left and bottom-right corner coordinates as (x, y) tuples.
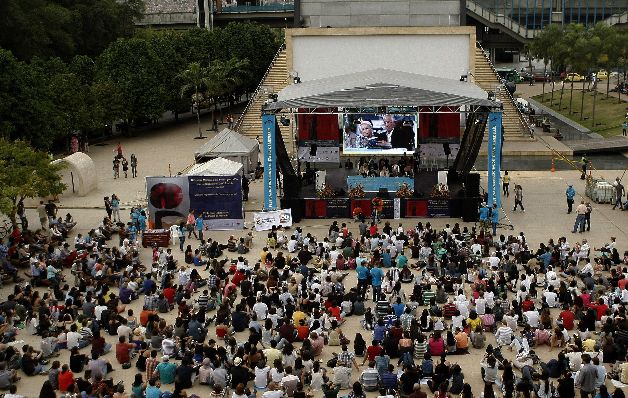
(299, 0), (461, 27)
(286, 27), (476, 81)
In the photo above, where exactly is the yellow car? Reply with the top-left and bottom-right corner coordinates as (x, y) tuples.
(564, 73), (584, 82)
(596, 70), (608, 80)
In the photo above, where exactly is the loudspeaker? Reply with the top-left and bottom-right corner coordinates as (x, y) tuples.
(283, 175), (302, 198)
(377, 188), (389, 199)
(465, 173), (480, 197)
(310, 144), (318, 156)
(462, 197), (480, 222)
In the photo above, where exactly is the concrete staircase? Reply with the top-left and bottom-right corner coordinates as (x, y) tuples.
(235, 46), (291, 144)
(473, 45), (534, 141)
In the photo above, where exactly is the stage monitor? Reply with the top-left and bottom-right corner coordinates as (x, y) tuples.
(342, 113), (417, 156)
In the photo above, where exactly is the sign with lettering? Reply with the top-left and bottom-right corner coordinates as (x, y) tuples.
(253, 209), (293, 231)
(325, 198), (351, 218)
(262, 114), (277, 210)
(427, 199), (450, 217)
(346, 176), (414, 192)
(188, 175), (243, 229)
(487, 111), (502, 208)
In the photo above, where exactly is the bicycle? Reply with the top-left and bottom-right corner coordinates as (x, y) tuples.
(0, 220), (12, 240)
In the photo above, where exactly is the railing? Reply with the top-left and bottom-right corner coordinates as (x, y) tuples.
(466, 0), (537, 39)
(220, 1), (294, 13)
(604, 10), (628, 26)
(234, 42), (286, 132)
(476, 42), (535, 139)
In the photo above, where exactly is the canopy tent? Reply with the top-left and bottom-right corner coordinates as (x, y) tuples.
(187, 157), (243, 176)
(264, 68), (499, 110)
(194, 128), (259, 176)
(52, 152), (98, 197)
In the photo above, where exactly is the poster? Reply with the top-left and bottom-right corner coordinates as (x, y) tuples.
(253, 209), (293, 231)
(428, 199), (450, 217)
(325, 198), (351, 218)
(146, 175), (243, 230)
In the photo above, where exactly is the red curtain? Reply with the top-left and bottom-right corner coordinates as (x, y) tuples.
(405, 199), (428, 217)
(297, 108), (340, 141)
(418, 107), (460, 141)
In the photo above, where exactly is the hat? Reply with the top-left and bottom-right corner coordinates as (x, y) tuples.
(162, 355), (170, 361)
(234, 357), (242, 366)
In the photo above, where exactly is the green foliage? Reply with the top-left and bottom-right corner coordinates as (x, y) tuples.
(0, 139), (65, 226)
(0, 0), (144, 61)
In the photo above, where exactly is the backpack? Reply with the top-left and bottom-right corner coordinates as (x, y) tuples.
(421, 359), (433, 377)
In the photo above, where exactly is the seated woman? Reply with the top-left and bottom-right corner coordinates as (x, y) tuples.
(227, 236), (237, 252)
(237, 238), (249, 254)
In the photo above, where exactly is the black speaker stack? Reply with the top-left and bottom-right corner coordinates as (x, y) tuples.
(462, 173), (481, 222)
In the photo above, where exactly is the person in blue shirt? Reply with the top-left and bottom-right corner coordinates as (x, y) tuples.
(391, 297), (405, 318)
(145, 378), (162, 398)
(382, 250), (392, 268)
(537, 248), (552, 271)
(356, 262), (370, 296)
(478, 203), (490, 231)
(138, 210), (147, 235)
(491, 203), (500, 236)
(195, 216), (204, 241)
(396, 251), (408, 268)
(566, 184), (576, 213)
(127, 222), (137, 242)
(370, 265), (384, 302)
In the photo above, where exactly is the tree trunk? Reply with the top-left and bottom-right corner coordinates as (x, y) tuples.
(580, 80), (586, 120)
(550, 81), (555, 107)
(568, 80), (574, 114)
(619, 73), (622, 104)
(9, 198), (18, 229)
(542, 64), (547, 101)
(559, 81), (565, 110)
(592, 88), (597, 129)
(197, 107), (202, 138)
(606, 74), (610, 99)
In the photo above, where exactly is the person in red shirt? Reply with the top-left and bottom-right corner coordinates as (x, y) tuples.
(362, 340), (383, 365)
(618, 276), (628, 291)
(592, 298), (608, 320)
(58, 365), (75, 392)
(329, 304), (343, 322)
(163, 287), (176, 304)
(296, 320), (310, 342)
(140, 308), (156, 326)
(231, 269), (245, 286)
(115, 335), (135, 364)
(521, 297), (535, 312)
(558, 305), (575, 330)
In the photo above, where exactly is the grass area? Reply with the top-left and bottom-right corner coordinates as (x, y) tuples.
(532, 87), (628, 137)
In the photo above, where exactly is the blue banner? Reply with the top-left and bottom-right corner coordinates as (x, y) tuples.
(262, 114), (277, 210)
(188, 175), (244, 229)
(487, 111), (502, 208)
(346, 176), (415, 192)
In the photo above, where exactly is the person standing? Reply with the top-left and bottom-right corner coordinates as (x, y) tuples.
(503, 171), (511, 197)
(113, 157), (120, 179)
(37, 200), (48, 230)
(572, 201), (587, 233)
(566, 185), (576, 214)
(584, 202), (592, 231)
(111, 194), (121, 222)
(122, 157), (129, 178)
(195, 215), (204, 241)
(622, 120), (627, 137)
(186, 210), (198, 239)
(513, 185), (524, 212)
(116, 142), (123, 158)
(491, 203), (500, 236)
(130, 154), (138, 178)
(612, 178), (625, 210)
(580, 155), (589, 180)
(104, 197), (113, 220)
(45, 200), (58, 225)
(575, 354), (598, 398)
(370, 264), (384, 303)
(177, 223), (186, 252)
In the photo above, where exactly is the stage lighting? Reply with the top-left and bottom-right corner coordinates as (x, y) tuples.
(460, 75), (468, 82)
(293, 76), (301, 84)
(310, 143), (318, 156)
(268, 93), (278, 102)
(280, 116), (290, 126)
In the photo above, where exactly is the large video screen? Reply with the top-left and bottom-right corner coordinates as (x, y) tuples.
(343, 113), (417, 155)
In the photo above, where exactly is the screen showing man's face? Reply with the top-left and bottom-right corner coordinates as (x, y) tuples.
(383, 116), (395, 133)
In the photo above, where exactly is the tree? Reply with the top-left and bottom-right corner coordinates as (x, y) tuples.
(0, 139), (65, 228)
(528, 24), (563, 103)
(179, 62), (212, 139)
(96, 37), (167, 127)
(205, 57), (251, 119)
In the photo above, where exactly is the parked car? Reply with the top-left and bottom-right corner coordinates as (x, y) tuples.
(596, 70), (608, 80)
(564, 73), (585, 82)
(533, 71), (551, 82)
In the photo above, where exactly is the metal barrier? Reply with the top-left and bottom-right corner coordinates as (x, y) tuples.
(220, 2), (294, 13)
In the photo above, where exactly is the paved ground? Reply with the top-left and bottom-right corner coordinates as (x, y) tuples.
(5, 116), (628, 397)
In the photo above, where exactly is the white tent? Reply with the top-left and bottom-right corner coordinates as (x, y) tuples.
(194, 128), (259, 176)
(187, 157), (243, 176)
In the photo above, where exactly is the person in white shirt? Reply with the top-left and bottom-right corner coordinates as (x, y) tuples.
(475, 295), (487, 315)
(523, 306), (540, 328)
(503, 312), (519, 332)
(543, 286), (559, 308)
(253, 299), (269, 320)
(580, 260), (594, 276)
(495, 321), (513, 346)
(287, 237), (298, 253)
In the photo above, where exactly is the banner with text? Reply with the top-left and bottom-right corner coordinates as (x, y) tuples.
(253, 209), (293, 231)
(487, 112), (502, 208)
(188, 175), (244, 230)
(262, 114), (277, 210)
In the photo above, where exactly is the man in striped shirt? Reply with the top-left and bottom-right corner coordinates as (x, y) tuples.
(145, 350), (159, 381)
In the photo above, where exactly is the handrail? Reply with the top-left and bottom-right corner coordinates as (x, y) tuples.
(476, 41), (535, 139)
(234, 42), (286, 132)
(466, 0), (537, 40)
